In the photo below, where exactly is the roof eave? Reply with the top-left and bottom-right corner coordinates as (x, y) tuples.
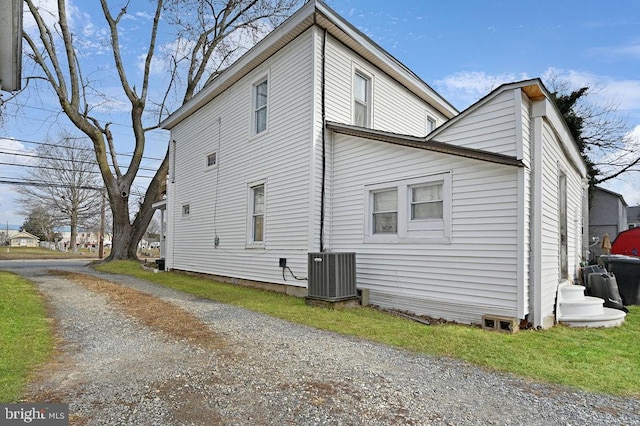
(161, 0), (458, 130)
(326, 121), (523, 167)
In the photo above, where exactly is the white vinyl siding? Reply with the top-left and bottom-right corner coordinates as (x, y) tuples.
(538, 120), (584, 322)
(436, 90), (517, 156)
(166, 29), (315, 285)
(323, 35), (445, 136)
(329, 132), (520, 324)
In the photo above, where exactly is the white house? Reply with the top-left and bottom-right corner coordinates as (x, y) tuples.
(160, 1), (615, 328)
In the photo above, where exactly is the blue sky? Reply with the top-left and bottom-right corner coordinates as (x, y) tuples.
(1, 0), (639, 226)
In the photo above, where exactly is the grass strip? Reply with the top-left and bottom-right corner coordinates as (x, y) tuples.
(96, 261), (640, 396)
(0, 272), (53, 402)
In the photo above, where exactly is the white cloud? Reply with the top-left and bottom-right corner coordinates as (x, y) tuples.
(542, 68), (640, 111)
(22, 0), (62, 31)
(437, 67), (640, 115)
(434, 71), (530, 109)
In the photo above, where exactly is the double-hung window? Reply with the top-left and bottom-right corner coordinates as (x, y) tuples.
(353, 71), (371, 128)
(411, 184), (443, 221)
(372, 189), (398, 234)
(247, 182), (265, 246)
(365, 173), (451, 243)
(426, 115), (437, 133)
(254, 79), (268, 134)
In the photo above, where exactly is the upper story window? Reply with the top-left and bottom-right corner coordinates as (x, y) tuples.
(426, 116), (437, 133)
(353, 71), (371, 128)
(254, 79), (268, 134)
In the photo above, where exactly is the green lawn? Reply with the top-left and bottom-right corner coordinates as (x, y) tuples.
(0, 272), (53, 402)
(0, 246), (100, 260)
(97, 261), (640, 396)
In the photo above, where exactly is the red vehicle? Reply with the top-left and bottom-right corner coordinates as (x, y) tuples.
(612, 227), (640, 257)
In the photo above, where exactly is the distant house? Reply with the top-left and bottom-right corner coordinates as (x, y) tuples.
(160, 1), (591, 329)
(9, 231), (39, 247)
(628, 205), (640, 229)
(589, 187), (628, 259)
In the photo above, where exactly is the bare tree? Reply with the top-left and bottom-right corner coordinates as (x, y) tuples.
(22, 205), (62, 242)
(547, 77), (636, 187)
(20, 0), (302, 260)
(15, 133), (103, 252)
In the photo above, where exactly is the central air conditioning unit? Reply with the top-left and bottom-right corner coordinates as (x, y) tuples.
(307, 252), (357, 300)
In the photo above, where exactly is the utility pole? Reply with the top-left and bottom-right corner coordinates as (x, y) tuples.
(98, 189), (105, 259)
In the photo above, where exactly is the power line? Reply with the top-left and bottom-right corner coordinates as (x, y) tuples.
(0, 162), (156, 179)
(3, 103), (170, 142)
(0, 135), (167, 162)
(0, 177), (103, 191)
(0, 150), (161, 173)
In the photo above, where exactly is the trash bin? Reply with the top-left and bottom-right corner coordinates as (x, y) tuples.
(156, 258), (165, 271)
(587, 272), (627, 312)
(599, 255), (640, 305)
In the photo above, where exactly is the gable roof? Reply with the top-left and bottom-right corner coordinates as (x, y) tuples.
(326, 121), (524, 167)
(595, 186), (628, 207)
(9, 231), (39, 241)
(161, 0), (457, 130)
(428, 78), (587, 176)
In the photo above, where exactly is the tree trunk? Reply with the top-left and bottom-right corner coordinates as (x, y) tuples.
(70, 209), (78, 253)
(105, 191), (138, 261)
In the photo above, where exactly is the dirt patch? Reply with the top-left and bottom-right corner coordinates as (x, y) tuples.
(50, 271), (226, 351)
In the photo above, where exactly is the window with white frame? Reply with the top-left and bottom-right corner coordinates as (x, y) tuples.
(248, 183), (265, 244)
(411, 184), (443, 220)
(372, 189), (398, 234)
(353, 71), (371, 128)
(181, 204), (190, 218)
(426, 115), (436, 133)
(253, 78), (268, 134)
(206, 152), (217, 168)
(365, 173), (451, 243)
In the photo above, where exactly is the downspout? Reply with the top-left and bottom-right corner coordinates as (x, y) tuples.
(319, 28), (327, 252)
(531, 102), (545, 328)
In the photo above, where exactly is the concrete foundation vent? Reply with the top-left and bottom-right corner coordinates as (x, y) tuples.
(482, 315), (519, 333)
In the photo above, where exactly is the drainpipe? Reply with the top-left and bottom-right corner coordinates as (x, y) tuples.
(531, 101), (545, 328)
(319, 28), (327, 252)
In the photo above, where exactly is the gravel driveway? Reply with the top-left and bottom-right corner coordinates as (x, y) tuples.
(9, 263), (640, 425)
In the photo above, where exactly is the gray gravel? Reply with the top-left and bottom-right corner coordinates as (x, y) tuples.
(10, 262), (640, 425)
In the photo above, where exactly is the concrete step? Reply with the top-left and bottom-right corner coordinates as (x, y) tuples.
(556, 281), (626, 328)
(559, 296), (605, 317)
(559, 284), (587, 301)
(559, 307), (627, 328)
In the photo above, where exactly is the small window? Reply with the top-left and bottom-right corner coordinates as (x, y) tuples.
(182, 204), (190, 217)
(411, 184), (443, 220)
(426, 116), (436, 133)
(254, 79), (268, 134)
(354, 72), (371, 128)
(206, 152), (217, 167)
(372, 189), (397, 234)
(251, 184), (264, 242)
